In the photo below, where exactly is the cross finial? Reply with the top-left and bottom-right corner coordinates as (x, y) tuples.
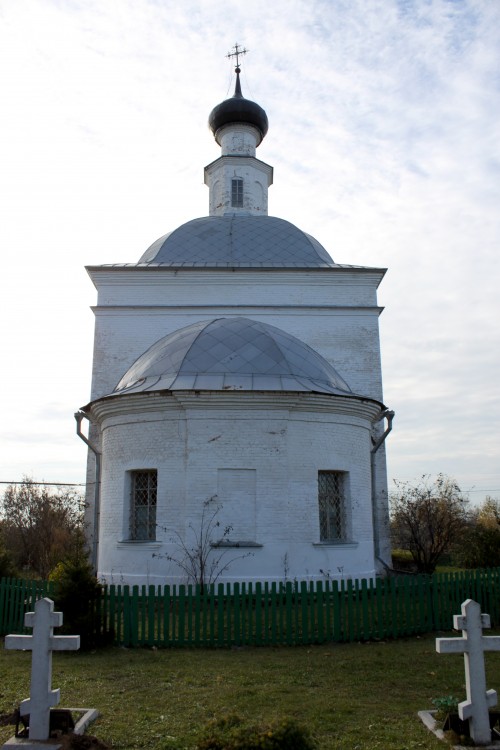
(226, 43), (248, 72)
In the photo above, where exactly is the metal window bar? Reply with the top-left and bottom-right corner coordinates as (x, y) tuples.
(231, 178), (243, 207)
(318, 471), (345, 541)
(131, 470), (157, 540)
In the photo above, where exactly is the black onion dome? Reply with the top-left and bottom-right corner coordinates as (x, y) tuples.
(209, 69), (269, 145)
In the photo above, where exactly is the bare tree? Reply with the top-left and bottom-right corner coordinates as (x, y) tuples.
(391, 474), (469, 574)
(1, 477), (85, 579)
(154, 496), (253, 591)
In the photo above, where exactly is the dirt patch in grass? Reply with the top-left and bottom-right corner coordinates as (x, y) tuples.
(60, 734), (111, 750)
(0, 714), (110, 749)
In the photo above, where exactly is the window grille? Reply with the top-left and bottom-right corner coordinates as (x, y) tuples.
(318, 471), (345, 541)
(130, 470), (157, 540)
(231, 178), (243, 207)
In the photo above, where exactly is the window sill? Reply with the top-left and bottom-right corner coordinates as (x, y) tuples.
(312, 541), (358, 548)
(117, 540), (162, 549)
(211, 541), (263, 548)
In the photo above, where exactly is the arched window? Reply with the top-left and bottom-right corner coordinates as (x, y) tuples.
(231, 178), (243, 208)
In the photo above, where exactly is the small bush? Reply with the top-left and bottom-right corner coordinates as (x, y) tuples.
(196, 714), (316, 750)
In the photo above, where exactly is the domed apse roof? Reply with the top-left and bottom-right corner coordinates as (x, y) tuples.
(138, 215), (335, 267)
(111, 317), (353, 397)
(208, 68), (268, 145)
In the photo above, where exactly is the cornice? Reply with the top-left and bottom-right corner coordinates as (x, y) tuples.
(90, 305), (384, 315)
(204, 153), (273, 171)
(87, 389), (384, 424)
(86, 265), (386, 275)
(86, 266), (387, 285)
(204, 154), (274, 185)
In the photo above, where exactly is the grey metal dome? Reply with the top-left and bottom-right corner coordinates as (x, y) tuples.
(112, 317), (352, 396)
(138, 215), (335, 267)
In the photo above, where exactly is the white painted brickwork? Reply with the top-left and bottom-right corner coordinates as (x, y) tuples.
(218, 124), (259, 156)
(205, 157), (272, 216)
(86, 269), (385, 402)
(87, 269), (383, 308)
(89, 392), (381, 586)
(204, 123), (273, 216)
(84, 260), (391, 584)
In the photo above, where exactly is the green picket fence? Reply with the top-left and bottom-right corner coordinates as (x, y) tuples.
(0, 577), (55, 635)
(1, 569), (499, 647)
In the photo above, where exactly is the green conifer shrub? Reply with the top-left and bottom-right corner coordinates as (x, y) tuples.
(50, 539), (110, 649)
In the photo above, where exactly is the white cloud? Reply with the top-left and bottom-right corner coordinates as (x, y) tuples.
(0, 0), (498, 497)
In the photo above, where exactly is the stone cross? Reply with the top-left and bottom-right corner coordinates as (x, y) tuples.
(4, 597), (80, 741)
(436, 598), (500, 745)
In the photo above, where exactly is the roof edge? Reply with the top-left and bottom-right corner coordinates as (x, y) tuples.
(83, 389), (386, 420)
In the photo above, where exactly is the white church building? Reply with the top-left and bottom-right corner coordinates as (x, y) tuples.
(77, 60), (394, 587)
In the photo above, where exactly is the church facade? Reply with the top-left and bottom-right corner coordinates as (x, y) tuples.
(78, 63), (393, 587)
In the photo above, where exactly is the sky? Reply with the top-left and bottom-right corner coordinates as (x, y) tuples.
(0, 0), (499, 502)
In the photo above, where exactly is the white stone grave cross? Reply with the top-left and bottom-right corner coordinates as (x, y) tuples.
(4, 597), (80, 741)
(436, 598), (500, 745)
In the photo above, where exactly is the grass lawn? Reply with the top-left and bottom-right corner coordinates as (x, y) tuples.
(1, 632), (499, 749)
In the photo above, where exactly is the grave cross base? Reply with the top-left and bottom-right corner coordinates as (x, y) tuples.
(1, 707), (100, 750)
(4, 598), (80, 742)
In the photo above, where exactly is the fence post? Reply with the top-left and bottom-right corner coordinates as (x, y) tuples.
(255, 581), (262, 646)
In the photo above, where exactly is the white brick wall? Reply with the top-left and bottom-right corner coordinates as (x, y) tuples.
(90, 392), (381, 585)
(205, 156), (272, 216)
(204, 123), (273, 216)
(86, 268), (385, 402)
(83, 256), (392, 582)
